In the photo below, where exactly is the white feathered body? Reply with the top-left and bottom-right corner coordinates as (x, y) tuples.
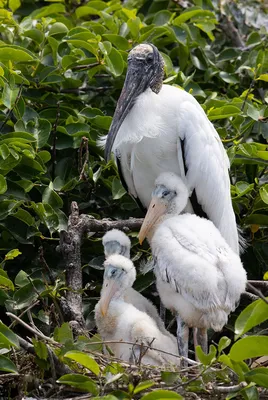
(123, 287), (173, 339)
(108, 85), (239, 253)
(151, 213), (247, 331)
(95, 299), (179, 366)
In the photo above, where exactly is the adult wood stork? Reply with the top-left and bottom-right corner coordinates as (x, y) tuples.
(102, 229), (172, 336)
(103, 43), (240, 254)
(138, 172), (247, 360)
(95, 254), (180, 366)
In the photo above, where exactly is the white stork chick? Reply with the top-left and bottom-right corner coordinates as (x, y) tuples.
(138, 172), (247, 360)
(102, 229), (174, 338)
(95, 254), (180, 366)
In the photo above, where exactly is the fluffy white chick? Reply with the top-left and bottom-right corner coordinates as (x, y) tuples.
(95, 254), (180, 366)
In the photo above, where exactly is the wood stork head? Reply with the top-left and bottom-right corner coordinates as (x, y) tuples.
(99, 254), (136, 316)
(139, 172), (189, 244)
(102, 229), (131, 258)
(105, 43), (165, 161)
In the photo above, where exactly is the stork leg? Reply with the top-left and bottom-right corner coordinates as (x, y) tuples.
(159, 301), (166, 325)
(197, 328), (208, 354)
(193, 327), (208, 361)
(176, 315), (189, 367)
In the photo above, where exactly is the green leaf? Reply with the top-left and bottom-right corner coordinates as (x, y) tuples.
(57, 374), (99, 395)
(5, 249), (21, 261)
(9, 0), (21, 12)
(257, 74), (268, 82)
(260, 185), (268, 205)
(140, 390), (183, 399)
(0, 355), (18, 373)
(2, 84), (19, 109)
(235, 299), (268, 338)
(13, 279), (45, 309)
(91, 116), (112, 130)
(245, 368), (268, 388)
(161, 372), (180, 384)
(30, 3), (65, 18)
(196, 344), (217, 365)
(0, 175), (7, 194)
(0, 322), (19, 349)
(0, 47), (35, 63)
(208, 106), (241, 120)
(230, 336), (268, 361)
(14, 270), (29, 287)
(102, 35), (129, 51)
(42, 183), (63, 209)
(0, 275), (14, 291)
(112, 177), (126, 200)
(54, 323), (73, 344)
(218, 336), (231, 354)
(64, 351), (100, 376)
(133, 380), (155, 394)
(104, 47), (124, 77)
(33, 339), (48, 360)
(173, 8), (215, 25)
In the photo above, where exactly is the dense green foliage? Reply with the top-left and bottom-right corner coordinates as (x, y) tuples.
(0, 0), (268, 398)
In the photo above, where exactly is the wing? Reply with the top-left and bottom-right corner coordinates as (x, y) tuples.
(173, 87), (239, 253)
(152, 220), (226, 312)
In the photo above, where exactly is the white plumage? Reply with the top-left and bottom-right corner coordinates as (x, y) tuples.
(138, 172), (247, 358)
(102, 43), (240, 254)
(95, 254), (179, 366)
(102, 229), (171, 336)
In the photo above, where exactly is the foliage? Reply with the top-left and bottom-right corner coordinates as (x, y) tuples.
(0, 0), (267, 398)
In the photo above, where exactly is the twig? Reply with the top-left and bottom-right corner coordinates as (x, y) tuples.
(6, 312), (58, 345)
(18, 335), (72, 376)
(51, 101), (61, 181)
(241, 80), (255, 112)
(246, 283), (268, 305)
(38, 246), (55, 284)
(73, 62), (100, 71)
(219, 15), (245, 48)
(9, 301), (39, 329)
(248, 280), (268, 289)
(27, 309), (43, 338)
(241, 291), (259, 301)
(211, 381), (247, 393)
(79, 136), (89, 181)
(85, 339), (199, 366)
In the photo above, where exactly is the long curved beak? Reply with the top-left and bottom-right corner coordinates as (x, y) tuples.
(104, 67), (151, 162)
(138, 198), (166, 245)
(99, 279), (119, 316)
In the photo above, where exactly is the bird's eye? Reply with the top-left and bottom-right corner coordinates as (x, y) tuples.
(162, 190), (170, 197)
(111, 269), (117, 276)
(147, 53), (154, 62)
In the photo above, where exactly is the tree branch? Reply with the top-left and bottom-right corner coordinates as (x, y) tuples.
(57, 201), (144, 329)
(219, 15), (245, 48)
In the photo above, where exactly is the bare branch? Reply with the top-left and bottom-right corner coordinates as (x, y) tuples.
(6, 312), (58, 345)
(246, 283), (268, 305)
(211, 381), (247, 393)
(79, 136), (89, 181)
(219, 15), (245, 48)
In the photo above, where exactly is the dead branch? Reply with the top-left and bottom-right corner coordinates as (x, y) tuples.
(219, 15), (245, 48)
(17, 336), (72, 376)
(210, 381), (247, 393)
(57, 201), (143, 329)
(79, 136), (89, 181)
(246, 282), (268, 305)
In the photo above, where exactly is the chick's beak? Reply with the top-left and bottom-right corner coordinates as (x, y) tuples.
(138, 198), (166, 245)
(99, 279), (119, 316)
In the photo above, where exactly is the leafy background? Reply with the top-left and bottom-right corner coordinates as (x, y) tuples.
(0, 0), (268, 398)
